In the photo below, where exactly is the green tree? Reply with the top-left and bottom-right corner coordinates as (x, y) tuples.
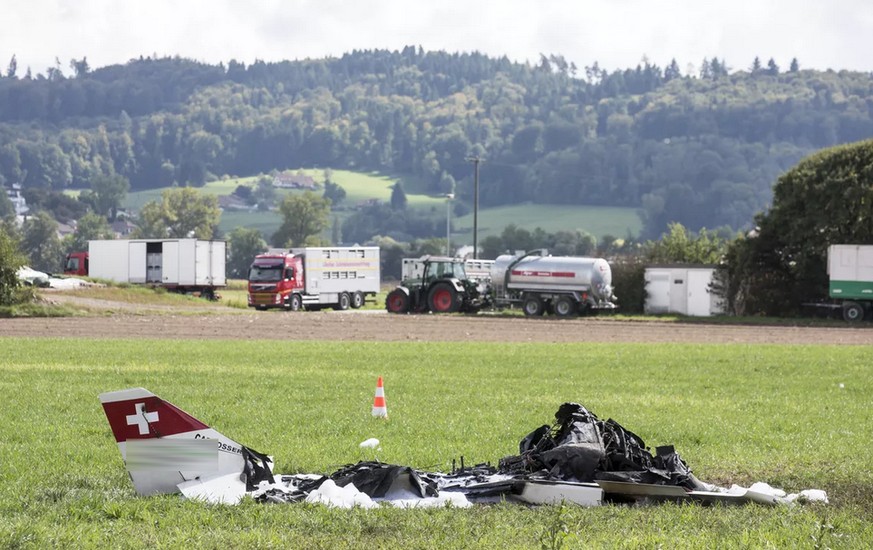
(0, 222), (27, 305)
(21, 211), (63, 272)
(646, 223), (729, 264)
(272, 191), (330, 247)
(0, 188), (14, 219)
(252, 176), (277, 211)
(722, 138), (873, 315)
(135, 187), (221, 239)
(6, 55), (17, 78)
(390, 181), (407, 210)
(227, 227), (267, 278)
(64, 212), (113, 254)
(322, 180), (346, 205)
(750, 56), (762, 74)
(80, 174), (130, 220)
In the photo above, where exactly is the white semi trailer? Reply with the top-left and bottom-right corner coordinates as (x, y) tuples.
(86, 239), (226, 299)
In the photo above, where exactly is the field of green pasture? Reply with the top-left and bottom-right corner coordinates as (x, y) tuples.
(121, 170), (640, 241)
(453, 204), (641, 243)
(1, 339), (871, 547)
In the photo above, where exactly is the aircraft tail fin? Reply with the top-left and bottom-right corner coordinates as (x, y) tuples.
(99, 388), (271, 498)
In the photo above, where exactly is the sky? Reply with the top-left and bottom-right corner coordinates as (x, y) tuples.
(2, 0), (872, 78)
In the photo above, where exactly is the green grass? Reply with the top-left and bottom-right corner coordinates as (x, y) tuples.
(1, 339), (871, 547)
(123, 171), (641, 241)
(453, 203), (642, 244)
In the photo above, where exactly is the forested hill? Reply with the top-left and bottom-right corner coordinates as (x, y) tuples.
(2, 48), (873, 237)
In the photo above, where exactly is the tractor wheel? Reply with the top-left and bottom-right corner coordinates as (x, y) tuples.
(842, 301), (865, 322)
(428, 283), (460, 313)
(289, 293), (303, 312)
(334, 292), (351, 311)
(386, 289), (410, 313)
(522, 294), (545, 316)
(351, 291), (365, 309)
(553, 296), (576, 318)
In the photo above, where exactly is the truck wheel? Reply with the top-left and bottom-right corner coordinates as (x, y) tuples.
(428, 283), (460, 313)
(289, 294), (303, 312)
(386, 289), (409, 313)
(351, 291), (365, 309)
(842, 301), (865, 322)
(335, 292), (351, 311)
(522, 295), (545, 316)
(553, 296), (576, 318)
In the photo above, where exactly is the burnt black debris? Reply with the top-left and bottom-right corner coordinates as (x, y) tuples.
(255, 402), (706, 504)
(500, 402), (705, 490)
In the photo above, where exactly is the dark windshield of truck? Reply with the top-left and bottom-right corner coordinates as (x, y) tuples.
(65, 257), (80, 272)
(248, 265), (284, 282)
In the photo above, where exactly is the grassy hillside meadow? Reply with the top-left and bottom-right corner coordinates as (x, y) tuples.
(121, 170), (641, 241)
(1, 338), (871, 547)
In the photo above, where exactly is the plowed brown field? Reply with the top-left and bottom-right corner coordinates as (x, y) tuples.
(2, 309), (871, 344)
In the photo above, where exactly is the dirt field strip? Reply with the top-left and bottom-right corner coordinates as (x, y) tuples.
(2, 312), (872, 344)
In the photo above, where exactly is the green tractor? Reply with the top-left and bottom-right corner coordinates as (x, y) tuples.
(385, 256), (491, 314)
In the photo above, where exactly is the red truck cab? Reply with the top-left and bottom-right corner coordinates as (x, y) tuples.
(247, 253), (305, 310)
(64, 251), (89, 276)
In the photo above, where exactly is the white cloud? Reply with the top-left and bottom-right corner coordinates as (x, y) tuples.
(1, 0), (871, 77)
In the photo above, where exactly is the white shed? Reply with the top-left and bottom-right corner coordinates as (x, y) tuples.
(644, 266), (724, 316)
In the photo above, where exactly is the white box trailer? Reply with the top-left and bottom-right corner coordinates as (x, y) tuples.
(88, 239), (226, 297)
(644, 266), (723, 317)
(828, 244), (873, 321)
(290, 246), (380, 307)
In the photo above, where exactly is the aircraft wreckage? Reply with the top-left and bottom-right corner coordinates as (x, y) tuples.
(100, 388), (827, 507)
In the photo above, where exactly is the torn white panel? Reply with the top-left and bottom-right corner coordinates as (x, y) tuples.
(178, 472), (247, 505)
(748, 482), (786, 498)
(516, 481), (602, 506)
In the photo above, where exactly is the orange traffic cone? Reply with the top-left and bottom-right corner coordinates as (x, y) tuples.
(372, 376), (388, 418)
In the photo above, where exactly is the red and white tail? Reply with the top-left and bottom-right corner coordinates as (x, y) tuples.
(99, 388), (251, 498)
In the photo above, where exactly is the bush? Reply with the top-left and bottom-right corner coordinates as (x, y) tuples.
(610, 256), (647, 314)
(0, 224), (28, 306)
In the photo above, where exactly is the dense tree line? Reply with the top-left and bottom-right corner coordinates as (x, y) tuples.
(2, 49), (873, 239)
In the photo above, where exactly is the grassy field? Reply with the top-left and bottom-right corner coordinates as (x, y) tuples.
(121, 170), (640, 241)
(1, 339), (871, 547)
(453, 204), (641, 244)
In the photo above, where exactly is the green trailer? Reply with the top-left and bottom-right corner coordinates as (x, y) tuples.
(828, 244), (873, 322)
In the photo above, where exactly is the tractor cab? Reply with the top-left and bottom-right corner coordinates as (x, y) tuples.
(386, 256), (490, 314)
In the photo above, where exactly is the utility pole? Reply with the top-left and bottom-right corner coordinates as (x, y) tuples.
(445, 193), (454, 256)
(465, 155), (481, 259)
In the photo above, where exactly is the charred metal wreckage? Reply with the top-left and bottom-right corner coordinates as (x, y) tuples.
(100, 389), (828, 507)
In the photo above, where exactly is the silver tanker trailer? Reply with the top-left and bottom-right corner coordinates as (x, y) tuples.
(490, 250), (616, 317)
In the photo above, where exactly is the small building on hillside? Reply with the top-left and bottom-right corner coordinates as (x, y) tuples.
(110, 219), (137, 238)
(644, 265), (724, 317)
(4, 183), (29, 217)
(273, 172), (316, 190)
(218, 194), (254, 211)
